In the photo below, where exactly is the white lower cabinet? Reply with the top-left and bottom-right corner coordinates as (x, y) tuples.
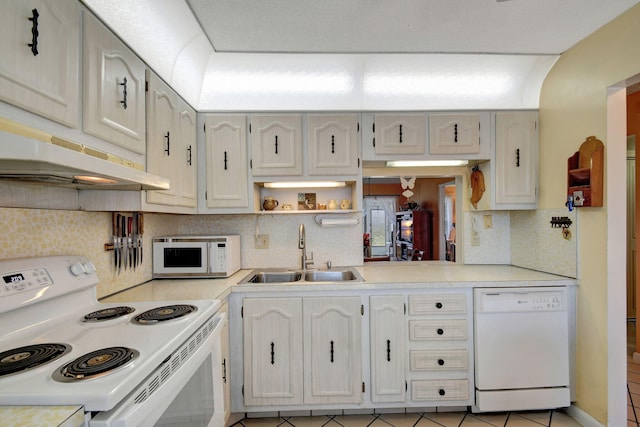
(370, 295), (406, 403)
(242, 298), (304, 406)
(235, 289), (472, 412)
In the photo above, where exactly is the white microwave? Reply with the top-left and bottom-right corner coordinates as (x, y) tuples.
(152, 235), (241, 278)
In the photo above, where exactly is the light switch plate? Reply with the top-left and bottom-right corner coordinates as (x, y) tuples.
(255, 234), (269, 249)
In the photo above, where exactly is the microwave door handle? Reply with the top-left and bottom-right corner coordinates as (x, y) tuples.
(207, 242), (214, 273)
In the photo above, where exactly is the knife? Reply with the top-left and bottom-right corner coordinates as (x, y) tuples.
(121, 215), (127, 271)
(127, 216), (133, 270)
(132, 214), (137, 270)
(138, 213), (144, 265)
(112, 212), (119, 272)
(116, 213), (122, 273)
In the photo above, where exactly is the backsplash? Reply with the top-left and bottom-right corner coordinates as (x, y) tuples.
(0, 208), (363, 298)
(510, 208), (578, 278)
(462, 208), (578, 278)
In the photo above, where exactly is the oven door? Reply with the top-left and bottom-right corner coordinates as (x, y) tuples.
(90, 313), (226, 427)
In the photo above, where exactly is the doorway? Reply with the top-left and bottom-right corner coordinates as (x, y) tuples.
(363, 196), (398, 259)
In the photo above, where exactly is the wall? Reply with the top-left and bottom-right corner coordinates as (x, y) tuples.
(537, 4), (640, 423)
(0, 207), (362, 298)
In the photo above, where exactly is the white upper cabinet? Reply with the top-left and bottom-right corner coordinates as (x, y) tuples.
(373, 114), (426, 156)
(429, 113), (481, 155)
(83, 12), (146, 154)
(0, 0), (80, 127)
(307, 114), (360, 176)
(204, 115), (249, 209)
(494, 111), (538, 208)
(145, 71), (197, 211)
(250, 114), (302, 176)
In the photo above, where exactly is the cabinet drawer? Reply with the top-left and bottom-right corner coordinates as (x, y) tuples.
(408, 294), (467, 315)
(411, 379), (469, 401)
(410, 349), (468, 371)
(409, 319), (467, 340)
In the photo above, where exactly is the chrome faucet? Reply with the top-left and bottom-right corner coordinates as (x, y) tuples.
(298, 224), (314, 270)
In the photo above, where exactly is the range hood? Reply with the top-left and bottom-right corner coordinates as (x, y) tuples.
(0, 120), (170, 191)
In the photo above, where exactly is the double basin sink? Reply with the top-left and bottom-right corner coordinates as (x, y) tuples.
(239, 267), (364, 284)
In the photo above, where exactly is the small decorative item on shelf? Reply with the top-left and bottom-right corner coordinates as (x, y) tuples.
(340, 199), (351, 210)
(470, 164), (485, 209)
(363, 233), (371, 257)
(567, 136), (604, 208)
(327, 199), (338, 210)
(298, 193), (316, 210)
(263, 196), (278, 211)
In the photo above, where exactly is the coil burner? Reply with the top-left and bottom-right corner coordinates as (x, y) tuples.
(83, 306), (135, 322)
(53, 346), (138, 382)
(0, 343), (71, 378)
(132, 304), (198, 325)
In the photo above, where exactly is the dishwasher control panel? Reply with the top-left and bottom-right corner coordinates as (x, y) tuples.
(475, 287), (566, 313)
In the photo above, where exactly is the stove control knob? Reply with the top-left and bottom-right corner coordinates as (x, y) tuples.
(70, 261), (86, 276)
(83, 261), (96, 274)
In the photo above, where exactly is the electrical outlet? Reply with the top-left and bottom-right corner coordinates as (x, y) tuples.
(255, 234), (269, 249)
(483, 214), (493, 229)
(471, 231), (480, 246)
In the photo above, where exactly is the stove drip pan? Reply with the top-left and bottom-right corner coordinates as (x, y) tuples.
(83, 306), (135, 322)
(53, 346), (139, 382)
(132, 304), (198, 324)
(0, 343), (71, 378)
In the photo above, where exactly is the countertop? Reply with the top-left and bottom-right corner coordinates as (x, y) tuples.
(0, 406), (84, 427)
(102, 262), (575, 303)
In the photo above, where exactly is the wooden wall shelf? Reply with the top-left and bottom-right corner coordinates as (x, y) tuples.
(567, 136), (604, 207)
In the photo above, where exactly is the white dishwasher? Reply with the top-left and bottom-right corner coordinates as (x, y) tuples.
(473, 287), (570, 413)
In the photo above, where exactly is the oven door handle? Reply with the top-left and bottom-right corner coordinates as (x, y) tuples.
(90, 313), (226, 427)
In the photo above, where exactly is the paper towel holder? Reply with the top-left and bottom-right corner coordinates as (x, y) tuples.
(314, 215), (360, 228)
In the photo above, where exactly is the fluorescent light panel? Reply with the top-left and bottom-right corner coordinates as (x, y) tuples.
(263, 181), (346, 189)
(386, 160), (469, 167)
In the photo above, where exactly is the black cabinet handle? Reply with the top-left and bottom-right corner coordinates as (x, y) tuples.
(223, 151), (228, 170)
(274, 135), (278, 154)
(28, 9), (39, 56)
(330, 340), (334, 363)
(187, 146), (192, 166)
(438, 358), (445, 366)
(120, 77), (128, 110)
(516, 148), (521, 167)
(399, 124), (403, 143)
(435, 302), (443, 309)
(454, 123), (458, 143)
(222, 358), (227, 383)
(331, 135), (335, 154)
(386, 339), (391, 362)
(270, 342), (275, 365)
(439, 389), (446, 396)
(437, 328), (444, 335)
(164, 131), (170, 155)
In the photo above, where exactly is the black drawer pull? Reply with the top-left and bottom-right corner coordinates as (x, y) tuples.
(164, 131), (170, 155)
(386, 339), (391, 362)
(223, 151), (228, 170)
(435, 302), (443, 309)
(274, 135), (278, 154)
(120, 77), (128, 109)
(187, 145), (192, 166)
(438, 358), (445, 366)
(437, 328), (444, 335)
(270, 342), (275, 365)
(399, 124), (403, 143)
(330, 340), (334, 363)
(439, 389), (446, 396)
(331, 135), (335, 154)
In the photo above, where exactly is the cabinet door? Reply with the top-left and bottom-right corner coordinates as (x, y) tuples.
(83, 13), (146, 154)
(205, 115), (249, 208)
(429, 114), (480, 155)
(307, 115), (360, 175)
(0, 0), (80, 127)
(374, 114), (426, 155)
(495, 111), (538, 205)
(146, 73), (178, 206)
(243, 298), (303, 406)
(303, 296), (362, 404)
(370, 295), (406, 403)
(250, 115), (302, 176)
(176, 99), (197, 207)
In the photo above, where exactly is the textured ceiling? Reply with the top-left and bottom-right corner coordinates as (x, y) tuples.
(186, 0), (640, 55)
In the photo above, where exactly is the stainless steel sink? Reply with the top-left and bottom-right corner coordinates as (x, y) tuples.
(303, 270), (361, 282)
(238, 267), (363, 284)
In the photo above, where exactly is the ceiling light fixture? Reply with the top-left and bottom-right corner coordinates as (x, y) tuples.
(386, 160), (470, 168)
(263, 181), (346, 189)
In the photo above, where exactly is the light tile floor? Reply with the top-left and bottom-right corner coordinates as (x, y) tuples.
(230, 410), (582, 427)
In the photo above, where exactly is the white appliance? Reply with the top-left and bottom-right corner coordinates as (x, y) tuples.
(153, 235), (241, 279)
(473, 287), (570, 412)
(0, 255), (226, 427)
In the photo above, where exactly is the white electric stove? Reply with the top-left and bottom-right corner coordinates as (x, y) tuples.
(0, 255), (225, 426)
